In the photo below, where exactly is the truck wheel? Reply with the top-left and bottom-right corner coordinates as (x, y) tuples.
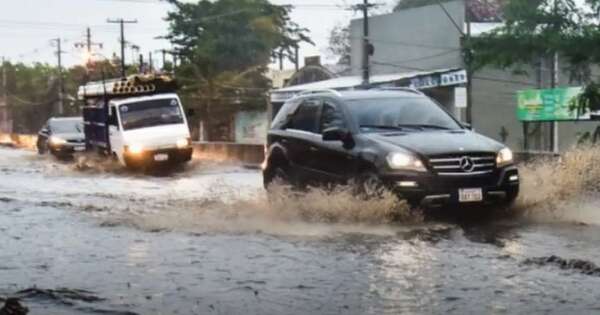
(37, 141), (47, 155)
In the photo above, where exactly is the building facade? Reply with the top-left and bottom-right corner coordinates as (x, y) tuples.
(349, 0), (598, 152)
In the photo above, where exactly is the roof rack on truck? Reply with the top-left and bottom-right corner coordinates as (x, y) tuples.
(77, 74), (178, 101)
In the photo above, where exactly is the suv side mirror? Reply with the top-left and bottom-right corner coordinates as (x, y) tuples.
(39, 128), (49, 136)
(186, 108), (196, 117)
(462, 122), (472, 130)
(323, 127), (350, 142)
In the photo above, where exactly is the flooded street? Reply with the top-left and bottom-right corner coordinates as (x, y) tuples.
(2, 146), (600, 314)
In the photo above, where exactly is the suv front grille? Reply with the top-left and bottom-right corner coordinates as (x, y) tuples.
(428, 153), (496, 176)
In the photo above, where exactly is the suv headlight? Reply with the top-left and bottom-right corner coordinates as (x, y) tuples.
(387, 152), (427, 172)
(496, 147), (514, 167)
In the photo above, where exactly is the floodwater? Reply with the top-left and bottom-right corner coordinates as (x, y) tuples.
(1, 146), (600, 314)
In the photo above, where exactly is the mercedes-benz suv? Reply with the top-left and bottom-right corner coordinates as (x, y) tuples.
(262, 88), (519, 207)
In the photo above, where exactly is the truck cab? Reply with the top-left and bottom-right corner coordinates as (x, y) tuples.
(79, 75), (193, 169)
(107, 93), (192, 168)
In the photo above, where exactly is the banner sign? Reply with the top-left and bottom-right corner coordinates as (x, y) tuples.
(441, 70), (467, 87)
(517, 87), (600, 121)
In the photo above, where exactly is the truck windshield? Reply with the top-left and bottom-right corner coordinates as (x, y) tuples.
(346, 97), (462, 132)
(119, 98), (184, 130)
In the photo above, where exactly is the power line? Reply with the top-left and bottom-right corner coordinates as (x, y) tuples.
(376, 49), (461, 64)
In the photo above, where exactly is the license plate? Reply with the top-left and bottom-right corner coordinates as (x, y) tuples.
(74, 146), (85, 152)
(154, 153), (169, 161)
(459, 188), (483, 203)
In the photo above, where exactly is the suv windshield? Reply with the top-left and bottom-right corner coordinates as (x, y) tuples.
(346, 97), (462, 132)
(50, 119), (83, 134)
(120, 98), (184, 131)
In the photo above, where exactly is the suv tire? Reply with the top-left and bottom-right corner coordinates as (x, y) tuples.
(264, 164), (292, 188)
(355, 171), (387, 199)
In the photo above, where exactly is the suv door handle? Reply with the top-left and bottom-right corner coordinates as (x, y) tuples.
(281, 139), (289, 144)
(309, 146), (318, 152)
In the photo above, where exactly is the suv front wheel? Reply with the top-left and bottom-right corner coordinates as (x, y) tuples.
(264, 164), (293, 189)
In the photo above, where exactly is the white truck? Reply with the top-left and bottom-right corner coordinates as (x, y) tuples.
(78, 75), (194, 169)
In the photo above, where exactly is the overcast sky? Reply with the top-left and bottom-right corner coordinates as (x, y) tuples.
(0, 0), (394, 69)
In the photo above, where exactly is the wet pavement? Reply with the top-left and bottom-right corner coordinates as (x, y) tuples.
(1, 147), (600, 314)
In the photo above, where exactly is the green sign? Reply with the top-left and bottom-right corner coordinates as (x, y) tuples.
(517, 87), (589, 121)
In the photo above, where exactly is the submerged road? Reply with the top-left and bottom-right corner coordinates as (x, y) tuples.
(1, 147), (600, 314)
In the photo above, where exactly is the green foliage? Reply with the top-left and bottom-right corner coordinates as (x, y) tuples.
(469, 0), (586, 71)
(0, 58), (125, 132)
(164, 0), (312, 111)
(469, 0), (600, 116)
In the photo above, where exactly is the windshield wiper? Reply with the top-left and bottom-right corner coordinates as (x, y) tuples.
(397, 124), (451, 130)
(360, 124), (407, 131)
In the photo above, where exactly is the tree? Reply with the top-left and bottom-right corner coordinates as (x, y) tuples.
(164, 0), (311, 108)
(469, 0), (600, 118)
(163, 0), (312, 140)
(327, 23), (351, 69)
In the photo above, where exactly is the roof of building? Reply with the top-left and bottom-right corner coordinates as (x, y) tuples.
(273, 68), (456, 93)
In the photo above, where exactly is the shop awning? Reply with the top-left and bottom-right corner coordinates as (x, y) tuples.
(270, 68), (463, 102)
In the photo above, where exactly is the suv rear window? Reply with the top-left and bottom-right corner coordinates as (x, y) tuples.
(320, 101), (346, 132)
(271, 99), (300, 129)
(288, 100), (320, 133)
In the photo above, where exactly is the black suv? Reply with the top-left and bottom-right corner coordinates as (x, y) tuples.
(263, 89), (519, 207)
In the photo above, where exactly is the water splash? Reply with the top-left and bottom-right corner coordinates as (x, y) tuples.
(98, 182), (419, 236)
(514, 146), (600, 222)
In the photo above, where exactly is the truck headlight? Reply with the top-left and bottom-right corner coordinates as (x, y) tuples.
(176, 138), (191, 149)
(49, 136), (66, 146)
(387, 152), (427, 172)
(496, 147), (514, 167)
(127, 144), (144, 154)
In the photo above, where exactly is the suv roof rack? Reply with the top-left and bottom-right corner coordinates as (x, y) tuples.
(372, 87), (424, 95)
(297, 89), (342, 97)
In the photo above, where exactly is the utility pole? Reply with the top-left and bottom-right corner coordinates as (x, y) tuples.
(75, 27), (103, 66)
(551, 52), (559, 153)
(139, 54), (144, 73)
(355, 0), (376, 87)
(51, 38), (65, 115)
(1, 56), (6, 104)
(107, 18), (138, 77)
(464, 5), (473, 125)
(161, 49), (166, 71)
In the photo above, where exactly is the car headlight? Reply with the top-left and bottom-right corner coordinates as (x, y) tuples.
(387, 152), (427, 172)
(127, 144), (144, 154)
(49, 136), (66, 145)
(496, 147), (514, 167)
(176, 137), (191, 149)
